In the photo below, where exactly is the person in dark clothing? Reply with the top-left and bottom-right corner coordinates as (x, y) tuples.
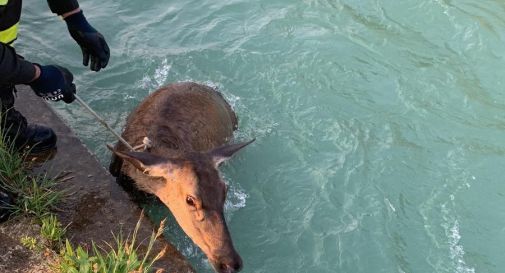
(0, 0), (110, 222)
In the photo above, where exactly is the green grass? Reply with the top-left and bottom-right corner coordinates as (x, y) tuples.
(8, 174), (62, 218)
(0, 168), (62, 219)
(41, 214), (67, 248)
(0, 119), (62, 219)
(57, 214), (166, 273)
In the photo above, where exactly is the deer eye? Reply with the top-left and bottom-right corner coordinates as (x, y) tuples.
(186, 196), (196, 207)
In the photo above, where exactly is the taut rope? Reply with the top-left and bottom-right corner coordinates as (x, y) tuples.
(74, 94), (135, 151)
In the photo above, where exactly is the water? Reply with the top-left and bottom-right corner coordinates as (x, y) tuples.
(17, 0), (505, 272)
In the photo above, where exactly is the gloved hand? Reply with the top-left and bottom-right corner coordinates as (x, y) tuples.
(29, 64), (76, 104)
(65, 11), (110, 72)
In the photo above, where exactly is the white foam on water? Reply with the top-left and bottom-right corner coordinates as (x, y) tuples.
(193, 80), (242, 111)
(220, 91), (241, 110)
(441, 203), (476, 273)
(225, 184), (248, 212)
(343, 218), (359, 233)
(419, 145), (479, 273)
(201, 80), (221, 91)
(123, 94), (135, 100)
(139, 58), (172, 91)
(222, 177), (248, 217)
(447, 220), (475, 273)
(385, 198), (396, 213)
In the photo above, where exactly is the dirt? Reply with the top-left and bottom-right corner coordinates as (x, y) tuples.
(0, 216), (57, 273)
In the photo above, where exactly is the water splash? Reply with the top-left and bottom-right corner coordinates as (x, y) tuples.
(443, 219), (475, 273)
(224, 182), (248, 213)
(139, 58), (172, 90)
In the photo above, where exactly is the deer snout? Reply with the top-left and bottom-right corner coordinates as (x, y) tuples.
(213, 252), (243, 273)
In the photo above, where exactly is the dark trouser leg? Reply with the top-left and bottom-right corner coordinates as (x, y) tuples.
(0, 85), (19, 223)
(0, 84), (57, 154)
(0, 84), (27, 141)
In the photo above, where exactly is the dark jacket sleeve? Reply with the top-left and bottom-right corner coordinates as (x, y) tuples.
(0, 43), (36, 84)
(46, 0), (79, 16)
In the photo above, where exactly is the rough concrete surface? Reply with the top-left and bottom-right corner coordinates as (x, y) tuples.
(0, 86), (195, 273)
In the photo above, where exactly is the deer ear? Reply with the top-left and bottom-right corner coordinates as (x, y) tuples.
(209, 139), (255, 167)
(107, 144), (172, 177)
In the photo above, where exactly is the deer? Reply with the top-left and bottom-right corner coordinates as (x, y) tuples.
(108, 82), (253, 273)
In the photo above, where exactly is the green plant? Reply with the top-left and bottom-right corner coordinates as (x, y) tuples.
(41, 214), (66, 248)
(0, 119), (62, 219)
(1, 173), (62, 219)
(20, 235), (38, 250)
(59, 240), (95, 273)
(0, 114), (28, 182)
(57, 214), (166, 273)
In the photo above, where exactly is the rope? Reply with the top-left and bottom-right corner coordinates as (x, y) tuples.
(132, 137), (152, 151)
(74, 94), (135, 151)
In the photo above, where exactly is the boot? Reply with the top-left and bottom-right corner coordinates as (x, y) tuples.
(0, 85), (57, 155)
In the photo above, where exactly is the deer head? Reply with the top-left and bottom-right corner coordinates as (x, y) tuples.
(109, 139), (254, 273)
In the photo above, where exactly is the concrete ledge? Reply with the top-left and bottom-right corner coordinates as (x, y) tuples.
(14, 86), (195, 273)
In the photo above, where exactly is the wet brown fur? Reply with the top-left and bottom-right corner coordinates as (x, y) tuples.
(108, 82), (243, 272)
(109, 82), (237, 185)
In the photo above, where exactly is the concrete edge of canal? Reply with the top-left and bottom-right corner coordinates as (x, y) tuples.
(0, 86), (195, 273)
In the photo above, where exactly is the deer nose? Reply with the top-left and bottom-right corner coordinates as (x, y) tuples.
(218, 255), (243, 273)
(218, 261), (242, 273)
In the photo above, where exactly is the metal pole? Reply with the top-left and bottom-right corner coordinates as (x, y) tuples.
(73, 94), (134, 151)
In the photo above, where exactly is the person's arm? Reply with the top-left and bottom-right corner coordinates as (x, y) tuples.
(0, 43), (37, 84)
(46, 0), (80, 17)
(0, 43), (75, 103)
(46, 0), (110, 72)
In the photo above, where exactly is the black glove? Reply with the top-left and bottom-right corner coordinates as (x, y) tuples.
(65, 11), (110, 72)
(29, 65), (76, 104)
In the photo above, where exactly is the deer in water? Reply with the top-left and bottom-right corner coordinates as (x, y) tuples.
(108, 82), (253, 273)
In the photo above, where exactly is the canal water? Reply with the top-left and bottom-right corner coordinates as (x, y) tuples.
(19, 0), (505, 272)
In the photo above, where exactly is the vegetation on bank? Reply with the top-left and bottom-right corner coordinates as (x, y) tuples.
(0, 128), (165, 273)
(58, 215), (166, 273)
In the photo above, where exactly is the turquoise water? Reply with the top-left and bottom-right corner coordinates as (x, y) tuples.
(18, 0), (505, 272)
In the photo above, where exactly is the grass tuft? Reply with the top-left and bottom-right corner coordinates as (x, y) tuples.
(41, 214), (66, 248)
(0, 172), (62, 219)
(0, 124), (62, 219)
(57, 213), (166, 273)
